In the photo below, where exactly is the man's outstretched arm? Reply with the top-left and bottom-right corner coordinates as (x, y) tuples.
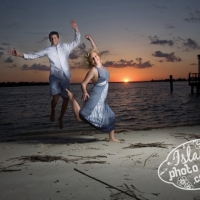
(70, 19), (79, 33)
(8, 48), (46, 60)
(8, 48), (24, 58)
(68, 19), (81, 51)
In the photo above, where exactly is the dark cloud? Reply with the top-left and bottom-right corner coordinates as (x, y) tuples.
(149, 36), (174, 46)
(0, 52), (4, 58)
(166, 25), (175, 29)
(69, 43), (87, 60)
(8, 64), (17, 68)
(4, 56), (13, 63)
(184, 10), (200, 22)
(69, 43), (109, 60)
(152, 51), (181, 62)
(101, 51), (109, 55)
(134, 58), (153, 69)
(69, 52), (80, 59)
(103, 58), (153, 69)
(71, 61), (82, 69)
(184, 17), (200, 22)
(2, 43), (10, 46)
(183, 38), (200, 51)
(78, 43), (86, 52)
(21, 63), (50, 71)
(0, 23), (22, 29)
(38, 36), (49, 43)
(152, 3), (167, 11)
(172, 37), (200, 51)
(0, 47), (4, 50)
(25, 31), (47, 35)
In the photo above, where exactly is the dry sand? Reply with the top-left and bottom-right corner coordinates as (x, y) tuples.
(1, 125), (200, 200)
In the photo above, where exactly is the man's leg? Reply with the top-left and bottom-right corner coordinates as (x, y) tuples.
(58, 97), (69, 129)
(50, 94), (60, 122)
(58, 74), (71, 129)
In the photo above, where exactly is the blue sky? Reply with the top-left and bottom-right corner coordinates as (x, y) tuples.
(1, 0), (200, 82)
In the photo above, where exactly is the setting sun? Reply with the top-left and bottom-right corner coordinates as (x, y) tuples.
(124, 79), (129, 83)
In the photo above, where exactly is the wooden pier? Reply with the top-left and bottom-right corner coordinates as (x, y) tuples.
(188, 73), (200, 94)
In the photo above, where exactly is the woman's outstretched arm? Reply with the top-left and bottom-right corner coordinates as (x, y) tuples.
(85, 34), (99, 52)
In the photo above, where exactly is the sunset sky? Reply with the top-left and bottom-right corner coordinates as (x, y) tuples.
(0, 0), (200, 83)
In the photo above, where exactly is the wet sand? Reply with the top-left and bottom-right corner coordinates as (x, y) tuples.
(1, 125), (200, 200)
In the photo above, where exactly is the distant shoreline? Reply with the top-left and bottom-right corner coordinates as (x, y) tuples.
(0, 79), (188, 87)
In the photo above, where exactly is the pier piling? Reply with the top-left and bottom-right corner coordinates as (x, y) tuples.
(170, 75), (173, 92)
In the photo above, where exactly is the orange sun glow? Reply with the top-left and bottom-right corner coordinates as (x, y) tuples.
(124, 79), (129, 83)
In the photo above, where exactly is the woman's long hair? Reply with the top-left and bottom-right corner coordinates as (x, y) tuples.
(82, 49), (101, 70)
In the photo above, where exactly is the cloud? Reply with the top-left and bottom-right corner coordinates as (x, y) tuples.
(0, 23), (22, 30)
(38, 36), (49, 43)
(69, 52), (80, 59)
(21, 63), (50, 71)
(69, 53), (79, 60)
(7, 64), (17, 68)
(69, 43), (87, 60)
(149, 36), (174, 46)
(184, 17), (200, 22)
(152, 3), (167, 11)
(0, 47), (4, 50)
(172, 37), (200, 51)
(70, 61), (82, 69)
(4, 56), (13, 63)
(101, 51), (109, 55)
(78, 43), (87, 52)
(103, 58), (153, 69)
(183, 38), (200, 51)
(25, 31), (47, 35)
(184, 10), (200, 22)
(166, 25), (175, 29)
(2, 43), (10, 46)
(152, 51), (181, 62)
(190, 63), (197, 65)
(0, 52), (4, 58)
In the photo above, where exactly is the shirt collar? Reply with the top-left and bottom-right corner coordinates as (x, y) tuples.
(51, 43), (61, 47)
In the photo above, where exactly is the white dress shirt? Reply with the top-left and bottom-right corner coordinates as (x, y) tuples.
(23, 32), (81, 79)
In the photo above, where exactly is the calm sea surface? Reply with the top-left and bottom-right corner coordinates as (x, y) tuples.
(0, 82), (200, 138)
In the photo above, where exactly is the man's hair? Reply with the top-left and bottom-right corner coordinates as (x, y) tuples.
(49, 31), (59, 39)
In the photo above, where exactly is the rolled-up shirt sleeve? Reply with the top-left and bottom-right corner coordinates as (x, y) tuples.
(23, 49), (46, 60)
(67, 32), (81, 52)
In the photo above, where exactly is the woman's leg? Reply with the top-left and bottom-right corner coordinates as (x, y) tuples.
(66, 89), (82, 121)
(109, 130), (120, 142)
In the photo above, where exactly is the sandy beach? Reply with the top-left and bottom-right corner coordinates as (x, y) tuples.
(1, 125), (200, 200)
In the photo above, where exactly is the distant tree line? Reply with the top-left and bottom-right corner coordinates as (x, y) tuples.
(150, 78), (187, 82)
(0, 82), (49, 87)
(0, 78), (188, 87)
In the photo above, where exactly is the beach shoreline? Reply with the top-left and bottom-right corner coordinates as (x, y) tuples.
(1, 125), (200, 200)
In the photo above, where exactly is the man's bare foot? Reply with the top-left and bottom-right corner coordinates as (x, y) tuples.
(109, 138), (120, 142)
(65, 89), (74, 100)
(58, 117), (63, 129)
(50, 110), (55, 122)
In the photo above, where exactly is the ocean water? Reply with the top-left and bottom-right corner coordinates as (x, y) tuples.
(0, 82), (200, 138)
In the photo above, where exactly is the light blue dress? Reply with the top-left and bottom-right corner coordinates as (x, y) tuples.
(79, 66), (115, 132)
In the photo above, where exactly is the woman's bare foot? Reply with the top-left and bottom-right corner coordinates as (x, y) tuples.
(50, 110), (55, 122)
(58, 117), (63, 129)
(65, 89), (74, 100)
(109, 138), (120, 142)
